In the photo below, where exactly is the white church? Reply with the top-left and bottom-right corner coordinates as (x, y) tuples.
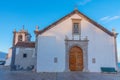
(8, 9), (118, 72)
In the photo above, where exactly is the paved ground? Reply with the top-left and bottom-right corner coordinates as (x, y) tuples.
(0, 65), (120, 80)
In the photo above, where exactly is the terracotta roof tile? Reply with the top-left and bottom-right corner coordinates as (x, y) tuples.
(15, 42), (35, 48)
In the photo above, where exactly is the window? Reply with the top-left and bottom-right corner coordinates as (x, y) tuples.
(54, 57), (58, 63)
(73, 23), (79, 34)
(23, 53), (27, 58)
(92, 58), (96, 63)
(18, 35), (22, 42)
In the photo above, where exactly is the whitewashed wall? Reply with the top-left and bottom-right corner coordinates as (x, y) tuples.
(5, 48), (12, 66)
(81, 19), (116, 72)
(15, 48), (35, 69)
(37, 13), (116, 72)
(37, 36), (65, 72)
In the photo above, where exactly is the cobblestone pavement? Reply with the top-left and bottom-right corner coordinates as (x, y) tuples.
(0, 66), (120, 80)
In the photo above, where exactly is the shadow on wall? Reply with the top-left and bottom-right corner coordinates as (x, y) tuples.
(15, 65), (34, 71)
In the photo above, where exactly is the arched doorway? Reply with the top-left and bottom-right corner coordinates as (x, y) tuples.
(69, 46), (83, 71)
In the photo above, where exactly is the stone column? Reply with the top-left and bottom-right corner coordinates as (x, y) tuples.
(112, 29), (119, 71)
(10, 46), (16, 71)
(114, 33), (118, 71)
(64, 40), (70, 72)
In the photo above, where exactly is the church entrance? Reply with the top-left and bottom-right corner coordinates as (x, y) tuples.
(69, 46), (83, 71)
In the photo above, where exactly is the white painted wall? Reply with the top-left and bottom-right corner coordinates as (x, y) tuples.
(5, 48), (12, 66)
(37, 13), (116, 72)
(81, 20), (116, 72)
(37, 36), (65, 72)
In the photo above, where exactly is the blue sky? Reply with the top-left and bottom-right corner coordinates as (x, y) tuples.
(0, 0), (120, 61)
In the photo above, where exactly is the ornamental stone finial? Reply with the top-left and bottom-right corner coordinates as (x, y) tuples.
(14, 28), (16, 32)
(112, 28), (116, 34)
(112, 28), (118, 38)
(112, 28), (115, 32)
(35, 25), (39, 31)
(21, 25), (25, 32)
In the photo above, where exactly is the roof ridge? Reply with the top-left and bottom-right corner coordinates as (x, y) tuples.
(38, 10), (114, 36)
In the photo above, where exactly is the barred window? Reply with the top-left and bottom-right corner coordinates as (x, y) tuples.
(73, 23), (79, 34)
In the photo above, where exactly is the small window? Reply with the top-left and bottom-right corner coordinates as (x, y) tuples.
(23, 53), (27, 58)
(73, 23), (79, 34)
(92, 58), (96, 63)
(54, 57), (58, 63)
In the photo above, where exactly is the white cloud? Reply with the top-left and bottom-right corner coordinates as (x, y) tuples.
(109, 16), (120, 21)
(100, 16), (110, 21)
(77, 0), (91, 5)
(100, 16), (120, 22)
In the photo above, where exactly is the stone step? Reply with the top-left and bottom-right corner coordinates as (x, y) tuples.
(0, 70), (120, 80)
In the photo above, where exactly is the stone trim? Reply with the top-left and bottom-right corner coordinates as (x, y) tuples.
(72, 19), (81, 38)
(65, 39), (89, 72)
(71, 18), (82, 23)
(113, 33), (119, 71)
(10, 47), (16, 70)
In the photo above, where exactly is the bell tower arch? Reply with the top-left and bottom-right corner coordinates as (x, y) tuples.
(12, 26), (31, 46)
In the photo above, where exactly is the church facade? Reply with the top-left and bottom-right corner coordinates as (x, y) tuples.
(10, 9), (118, 72)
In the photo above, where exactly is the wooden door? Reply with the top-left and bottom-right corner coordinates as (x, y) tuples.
(69, 46), (83, 71)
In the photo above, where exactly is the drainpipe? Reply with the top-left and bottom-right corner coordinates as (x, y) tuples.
(112, 29), (119, 71)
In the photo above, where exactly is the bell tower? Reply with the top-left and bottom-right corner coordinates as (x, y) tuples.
(12, 26), (31, 46)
